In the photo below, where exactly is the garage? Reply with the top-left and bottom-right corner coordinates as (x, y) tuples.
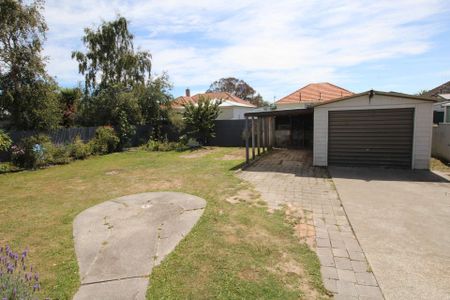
(313, 90), (435, 169)
(328, 108), (414, 168)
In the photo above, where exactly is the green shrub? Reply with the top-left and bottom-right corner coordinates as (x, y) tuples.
(46, 144), (71, 165)
(69, 136), (92, 159)
(11, 134), (53, 169)
(0, 130), (12, 152)
(91, 126), (119, 154)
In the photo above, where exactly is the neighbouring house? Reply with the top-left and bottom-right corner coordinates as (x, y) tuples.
(245, 89), (436, 169)
(423, 81), (450, 123)
(171, 89), (256, 120)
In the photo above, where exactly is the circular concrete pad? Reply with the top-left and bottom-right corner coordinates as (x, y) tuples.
(73, 192), (206, 300)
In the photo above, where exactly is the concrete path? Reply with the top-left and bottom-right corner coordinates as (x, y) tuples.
(330, 167), (450, 300)
(239, 149), (383, 299)
(73, 192), (206, 300)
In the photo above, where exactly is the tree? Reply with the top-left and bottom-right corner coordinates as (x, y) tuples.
(59, 87), (82, 127)
(206, 77), (267, 107)
(416, 90), (429, 96)
(138, 72), (173, 125)
(183, 96), (220, 145)
(72, 16), (152, 93)
(0, 0), (61, 130)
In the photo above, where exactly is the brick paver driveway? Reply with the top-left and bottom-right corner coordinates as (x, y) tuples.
(239, 149), (384, 299)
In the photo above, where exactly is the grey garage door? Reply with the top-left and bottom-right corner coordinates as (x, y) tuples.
(328, 108), (414, 168)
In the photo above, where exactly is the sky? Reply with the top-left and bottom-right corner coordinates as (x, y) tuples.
(42, 0), (450, 102)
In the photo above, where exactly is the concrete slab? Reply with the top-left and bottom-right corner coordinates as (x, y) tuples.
(330, 167), (450, 300)
(73, 192), (206, 300)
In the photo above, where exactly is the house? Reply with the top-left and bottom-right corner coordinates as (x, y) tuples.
(423, 81), (450, 123)
(275, 82), (353, 110)
(245, 89), (436, 169)
(171, 89), (256, 120)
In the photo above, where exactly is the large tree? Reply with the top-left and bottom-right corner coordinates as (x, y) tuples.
(0, 0), (61, 130)
(72, 16), (152, 93)
(206, 77), (266, 107)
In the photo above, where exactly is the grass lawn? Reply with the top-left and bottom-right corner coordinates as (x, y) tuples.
(0, 147), (328, 299)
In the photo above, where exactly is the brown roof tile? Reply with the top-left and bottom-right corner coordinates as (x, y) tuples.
(172, 92), (256, 108)
(276, 82), (353, 104)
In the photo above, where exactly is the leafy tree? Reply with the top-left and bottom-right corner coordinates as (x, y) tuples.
(72, 16), (152, 93)
(416, 90), (429, 96)
(207, 77), (267, 107)
(59, 87), (82, 127)
(0, 0), (61, 130)
(0, 129), (12, 152)
(78, 84), (142, 127)
(183, 96), (220, 145)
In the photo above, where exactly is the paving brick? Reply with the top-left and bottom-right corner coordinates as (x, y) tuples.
(337, 280), (358, 297)
(348, 251), (366, 261)
(331, 239), (346, 249)
(337, 269), (357, 282)
(321, 266), (338, 279)
(351, 260), (369, 272)
(318, 253), (335, 267)
(356, 284), (384, 298)
(323, 278), (338, 293)
(355, 272), (378, 286)
(332, 248), (349, 258)
(335, 257), (353, 270)
(316, 237), (331, 248)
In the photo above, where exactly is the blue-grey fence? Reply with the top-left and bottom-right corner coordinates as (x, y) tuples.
(0, 120), (247, 161)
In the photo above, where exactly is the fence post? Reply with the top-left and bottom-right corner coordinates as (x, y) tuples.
(245, 117), (249, 164)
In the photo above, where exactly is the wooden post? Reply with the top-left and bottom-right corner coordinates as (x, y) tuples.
(245, 116), (249, 164)
(262, 117), (266, 153)
(251, 117), (255, 159)
(268, 117), (272, 150)
(257, 117), (261, 156)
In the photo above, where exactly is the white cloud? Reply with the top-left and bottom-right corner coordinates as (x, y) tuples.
(42, 0), (449, 100)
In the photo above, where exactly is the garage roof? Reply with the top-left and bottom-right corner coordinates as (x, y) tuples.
(314, 90), (437, 107)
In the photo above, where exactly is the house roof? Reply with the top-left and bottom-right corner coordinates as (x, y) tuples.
(423, 81), (450, 99)
(314, 90), (437, 107)
(171, 92), (256, 108)
(275, 82), (353, 104)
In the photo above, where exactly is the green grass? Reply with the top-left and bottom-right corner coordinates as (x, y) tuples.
(0, 147), (328, 299)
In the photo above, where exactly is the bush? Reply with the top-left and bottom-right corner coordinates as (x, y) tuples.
(46, 144), (71, 165)
(0, 130), (12, 152)
(11, 134), (53, 169)
(143, 139), (186, 152)
(91, 126), (119, 154)
(0, 245), (41, 299)
(69, 136), (92, 159)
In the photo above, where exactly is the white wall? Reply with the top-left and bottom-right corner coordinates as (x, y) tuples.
(313, 94), (434, 169)
(432, 124), (450, 162)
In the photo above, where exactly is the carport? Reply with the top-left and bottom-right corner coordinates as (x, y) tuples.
(244, 108), (313, 164)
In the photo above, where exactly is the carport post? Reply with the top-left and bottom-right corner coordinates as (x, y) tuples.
(245, 116), (249, 164)
(262, 117), (267, 153)
(251, 117), (255, 159)
(257, 117), (261, 156)
(268, 117), (272, 150)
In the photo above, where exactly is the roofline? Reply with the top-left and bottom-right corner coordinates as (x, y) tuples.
(275, 82), (353, 104)
(313, 90), (437, 107)
(244, 108), (313, 117)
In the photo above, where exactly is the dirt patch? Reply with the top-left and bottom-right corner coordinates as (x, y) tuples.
(225, 189), (261, 204)
(217, 149), (245, 161)
(180, 148), (216, 159)
(105, 169), (122, 175)
(285, 204), (316, 249)
(238, 268), (260, 281)
(268, 253), (329, 299)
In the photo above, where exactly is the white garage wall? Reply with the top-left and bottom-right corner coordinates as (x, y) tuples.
(313, 94), (434, 169)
